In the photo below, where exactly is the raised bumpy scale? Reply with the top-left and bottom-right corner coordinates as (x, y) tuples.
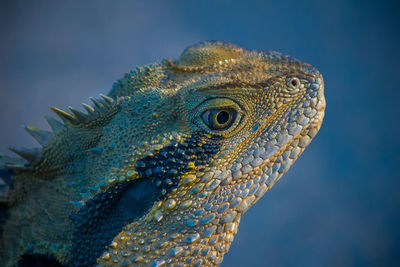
(0, 41), (325, 266)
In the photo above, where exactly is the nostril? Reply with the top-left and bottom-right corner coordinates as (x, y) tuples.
(287, 77), (301, 89)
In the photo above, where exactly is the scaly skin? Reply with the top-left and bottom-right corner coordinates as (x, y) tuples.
(0, 41), (325, 266)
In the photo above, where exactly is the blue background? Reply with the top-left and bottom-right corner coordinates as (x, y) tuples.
(1, 0), (399, 266)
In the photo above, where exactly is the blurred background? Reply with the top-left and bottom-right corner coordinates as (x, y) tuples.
(0, 0), (399, 266)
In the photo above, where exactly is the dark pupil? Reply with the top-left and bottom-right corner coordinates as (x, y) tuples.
(216, 111), (230, 124)
(291, 79), (298, 86)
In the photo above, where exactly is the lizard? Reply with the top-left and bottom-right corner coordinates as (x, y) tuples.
(0, 41), (325, 266)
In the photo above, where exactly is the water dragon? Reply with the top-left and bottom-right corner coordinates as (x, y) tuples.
(0, 41), (325, 266)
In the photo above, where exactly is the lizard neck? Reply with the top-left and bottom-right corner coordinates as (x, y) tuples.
(96, 166), (276, 266)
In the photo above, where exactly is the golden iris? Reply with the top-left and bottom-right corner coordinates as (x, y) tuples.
(202, 109), (237, 130)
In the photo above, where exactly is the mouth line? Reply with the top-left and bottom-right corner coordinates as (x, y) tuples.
(222, 104), (325, 183)
(254, 106), (325, 176)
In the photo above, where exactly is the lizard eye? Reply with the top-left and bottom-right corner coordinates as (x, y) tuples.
(202, 109), (237, 131)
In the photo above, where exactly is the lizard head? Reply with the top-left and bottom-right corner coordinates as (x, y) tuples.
(92, 42), (325, 266)
(2, 42), (325, 266)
